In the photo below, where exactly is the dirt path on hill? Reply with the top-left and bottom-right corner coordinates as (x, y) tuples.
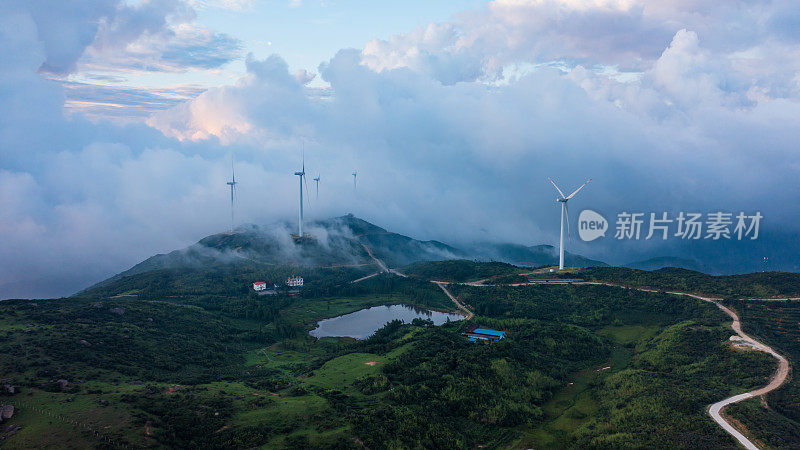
(577, 281), (790, 450)
(359, 243), (388, 273)
(350, 272), (380, 284)
(433, 281), (473, 320)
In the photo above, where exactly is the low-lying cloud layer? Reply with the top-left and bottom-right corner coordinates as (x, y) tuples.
(2, 0), (799, 298)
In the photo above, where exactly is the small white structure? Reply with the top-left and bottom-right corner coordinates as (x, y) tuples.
(253, 282), (267, 291)
(286, 276), (304, 287)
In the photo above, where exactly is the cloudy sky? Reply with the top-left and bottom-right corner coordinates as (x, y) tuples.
(2, 0), (800, 298)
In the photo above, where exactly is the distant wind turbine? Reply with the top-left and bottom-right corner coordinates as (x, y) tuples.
(313, 174), (320, 199)
(352, 170), (357, 191)
(548, 177), (591, 270)
(226, 157), (237, 232)
(294, 150), (309, 238)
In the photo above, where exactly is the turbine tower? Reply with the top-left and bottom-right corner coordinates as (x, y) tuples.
(226, 158), (237, 232)
(313, 174), (320, 199)
(352, 170), (357, 190)
(548, 177), (591, 270)
(294, 153), (308, 238)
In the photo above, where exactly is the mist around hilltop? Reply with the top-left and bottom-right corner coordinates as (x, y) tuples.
(4, 211), (798, 300)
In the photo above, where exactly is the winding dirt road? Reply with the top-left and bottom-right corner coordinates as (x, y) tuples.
(429, 276), (790, 448)
(578, 282), (790, 449)
(701, 297), (789, 450)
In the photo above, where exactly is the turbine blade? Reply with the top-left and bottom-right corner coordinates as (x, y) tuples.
(566, 178), (591, 199)
(548, 177), (566, 198)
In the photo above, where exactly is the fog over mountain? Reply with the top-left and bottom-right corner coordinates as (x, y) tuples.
(2, 0), (800, 299)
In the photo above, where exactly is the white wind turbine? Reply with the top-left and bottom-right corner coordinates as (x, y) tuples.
(313, 174), (320, 199)
(548, 177), (591, 270)
(226, 157), (237, 232)
(294, 151), (310, 238)
(352, 170), (357, 191)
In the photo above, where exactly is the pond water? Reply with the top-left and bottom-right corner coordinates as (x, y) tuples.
(309, 304), (464, 340)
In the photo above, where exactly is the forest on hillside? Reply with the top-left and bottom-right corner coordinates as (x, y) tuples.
(0, 263), (790, 448)
(579, 267), (800, 298)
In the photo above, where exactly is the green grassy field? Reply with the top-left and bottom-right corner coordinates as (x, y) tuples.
(515, 324), (658, 447)
(303, 353), (386, 391)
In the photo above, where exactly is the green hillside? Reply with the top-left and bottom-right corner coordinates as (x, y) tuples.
(578, 267), (800, 298)
(83, 216), (610, 297)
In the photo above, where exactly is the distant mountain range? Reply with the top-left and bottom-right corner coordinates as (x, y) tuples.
(623, 256), (706, 272)
(468, 242), (606, 268)
(83, 214), (728, 294)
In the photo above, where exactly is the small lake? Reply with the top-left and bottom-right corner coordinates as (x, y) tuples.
(309, 304), (464, 340)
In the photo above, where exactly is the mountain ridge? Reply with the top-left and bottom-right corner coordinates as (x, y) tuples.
(84, 215), (607, 294)
(82, 215), (761, 297)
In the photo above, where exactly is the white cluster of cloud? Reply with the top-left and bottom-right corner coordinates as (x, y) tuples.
(363, 0), (800, 84)
(2, 0), (800, 298)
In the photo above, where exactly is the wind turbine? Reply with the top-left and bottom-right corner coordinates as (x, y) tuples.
(313, 174), (320, 199)
(294, 152), (309, 238)
(226, 157), (237, 232)
(548, 177), (591, 270)
(352, 170), (357, 191)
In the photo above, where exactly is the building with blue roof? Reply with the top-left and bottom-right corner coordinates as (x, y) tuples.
(463, 324), (506, 342)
